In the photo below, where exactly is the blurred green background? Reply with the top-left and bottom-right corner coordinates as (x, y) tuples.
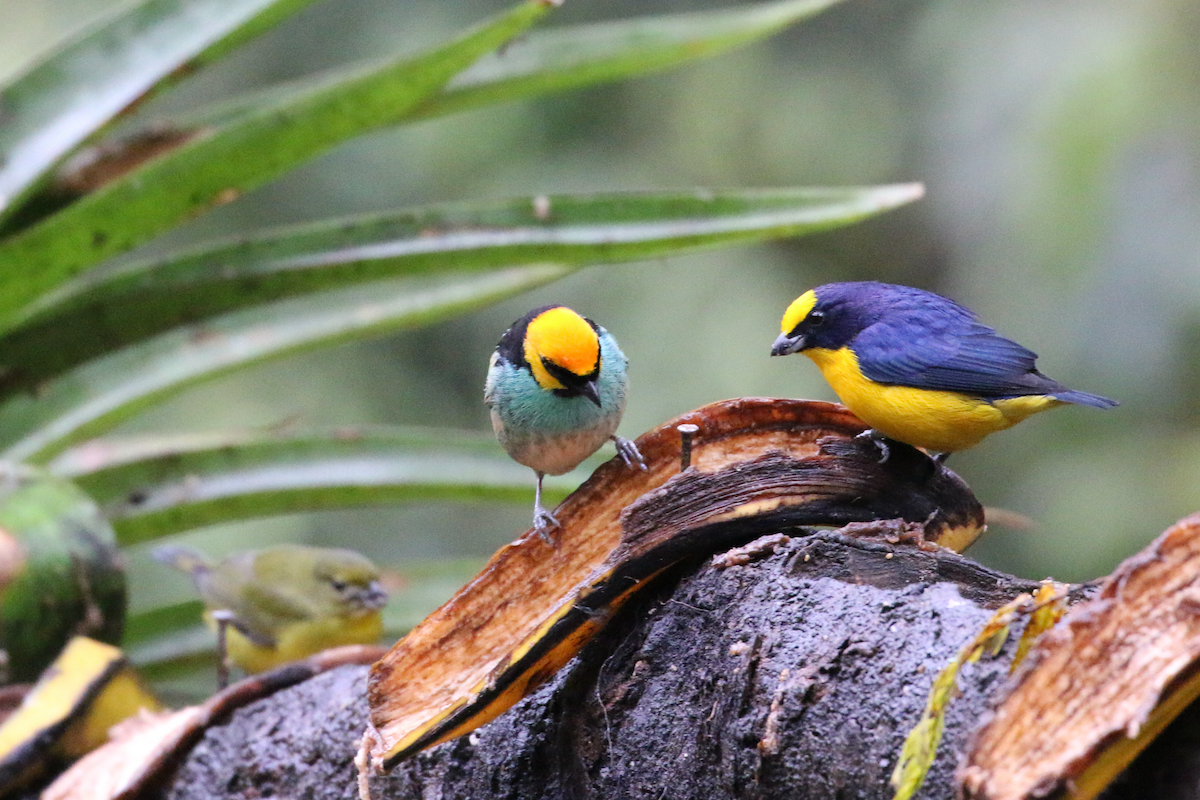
(3, 0), (1197, 624)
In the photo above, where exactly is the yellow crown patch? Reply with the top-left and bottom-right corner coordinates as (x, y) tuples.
(524, 308), (600, 387)
(781, 290), (818, 334)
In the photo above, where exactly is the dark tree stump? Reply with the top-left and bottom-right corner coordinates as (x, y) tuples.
(162, 531), (1049, 800)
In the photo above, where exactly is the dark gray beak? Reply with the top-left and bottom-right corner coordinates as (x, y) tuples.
(581, 379), (602, 407)
(770, 332), (806, 357)
(357, 581), (389, 611)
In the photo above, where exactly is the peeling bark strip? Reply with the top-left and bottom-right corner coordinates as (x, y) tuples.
(960, 512), (1200, 800)
(366, 399), (986, 770)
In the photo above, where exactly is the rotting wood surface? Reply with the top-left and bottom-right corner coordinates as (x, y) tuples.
(961, 512), (1200, 800)
(366, 397), (985, 769)
(163, 530), (1047, 800)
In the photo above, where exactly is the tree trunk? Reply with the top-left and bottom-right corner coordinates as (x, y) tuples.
(162, 530), (1055, 800)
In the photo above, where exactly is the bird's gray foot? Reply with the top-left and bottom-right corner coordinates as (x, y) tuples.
(613, 435), (647, 471)
(532, 505), (561, 544)
(211, 608), (235, 689)
(531, 472), (560, 545)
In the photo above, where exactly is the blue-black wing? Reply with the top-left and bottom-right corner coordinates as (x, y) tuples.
(851, 309), (1067, 399)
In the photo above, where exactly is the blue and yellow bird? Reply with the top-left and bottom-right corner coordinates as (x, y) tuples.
(770, 281), (1117, 458)
(485, 305), (644, 538)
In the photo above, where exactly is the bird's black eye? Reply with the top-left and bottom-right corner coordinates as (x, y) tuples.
(808, 310), (826, 326)
(330, 579), (348, 592)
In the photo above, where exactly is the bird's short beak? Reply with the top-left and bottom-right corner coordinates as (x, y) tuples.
(358, 581), (389, 611)
(581, 379), (602, 407)
(770, 332), (806, 357)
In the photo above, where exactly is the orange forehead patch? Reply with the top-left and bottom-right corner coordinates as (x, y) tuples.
(525, 307), (599, 376)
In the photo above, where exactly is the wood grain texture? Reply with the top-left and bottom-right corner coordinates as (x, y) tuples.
(960, 512), (1200, 800)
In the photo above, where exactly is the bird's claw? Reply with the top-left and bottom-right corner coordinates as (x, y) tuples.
(532, 506), (561, 545)
(613, 435), (647, 471)
(855, 429), (891, 464)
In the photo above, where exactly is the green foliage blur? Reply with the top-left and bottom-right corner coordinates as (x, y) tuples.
(4, 0), (1197, 630)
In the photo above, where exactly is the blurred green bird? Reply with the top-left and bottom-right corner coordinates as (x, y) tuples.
(151, 543), (388, 674)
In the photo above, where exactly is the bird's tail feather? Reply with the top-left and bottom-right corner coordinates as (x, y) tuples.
(1053, 389), (1119, 409)
(150, 544), (211, 578)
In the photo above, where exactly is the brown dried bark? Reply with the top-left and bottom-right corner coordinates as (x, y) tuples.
(962, 512), (1200, 800)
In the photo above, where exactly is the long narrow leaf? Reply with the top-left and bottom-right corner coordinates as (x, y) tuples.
(0, 185), (924, 395)
(50, 426), (581, 545)
(0, 0), (555, 336)
(176, 0), (845, 131)
(0, 0), (320, 225)
(426, 0), (845, 121)
(0, 264), (571, 465)
(4, 0), (847, 239)
(123, 600), (206, 646)
(125, 622), (214, 676)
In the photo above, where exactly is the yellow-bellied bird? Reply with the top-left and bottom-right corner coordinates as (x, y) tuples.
(771, 281), (1117, 459)
(152, 544), (387, 675)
